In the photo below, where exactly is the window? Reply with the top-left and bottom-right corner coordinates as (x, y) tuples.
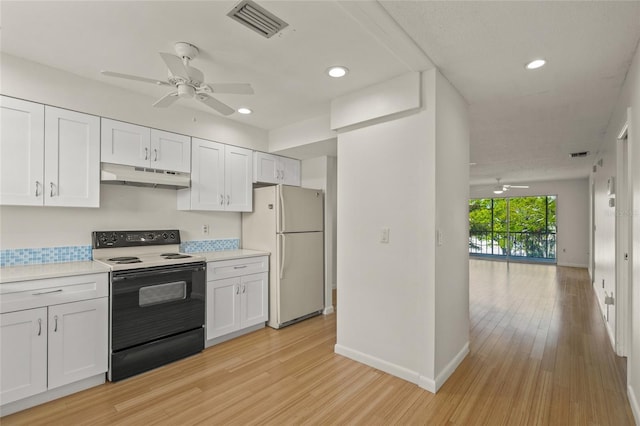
(469, 196), (556, 262)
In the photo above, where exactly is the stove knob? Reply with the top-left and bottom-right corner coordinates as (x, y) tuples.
(169, 232), (175, 240)
(148, 233), (154, 240)
(162, 233), (168, 239)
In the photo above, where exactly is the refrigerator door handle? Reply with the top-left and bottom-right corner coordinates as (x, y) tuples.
(279, 234), (286, 279)
(279, 185), (286, 233)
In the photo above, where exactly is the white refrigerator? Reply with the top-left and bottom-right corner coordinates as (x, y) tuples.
(242, 185), (324, 328)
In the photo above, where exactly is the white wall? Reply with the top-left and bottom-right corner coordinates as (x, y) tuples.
(0, 53), (268, 250)
(470, 178), (590, 268)
(599, 37), (640, 424)
(335, 69), (469, 392)
(434, 71), (470, 380)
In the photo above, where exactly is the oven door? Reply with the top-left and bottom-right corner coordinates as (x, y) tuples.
(110, 262), (206, 352)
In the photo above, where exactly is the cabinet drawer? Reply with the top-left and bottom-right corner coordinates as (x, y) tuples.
(0, 273), (108, 314)
(207, 256), (268, 280)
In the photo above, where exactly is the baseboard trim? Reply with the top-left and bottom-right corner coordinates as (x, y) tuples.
(334, 344), (421, 386)
(557, 262), (589, 268)
(0, 374), (104, 417)
(323, 305), (335, 315)
(205, 323), (265, 348)
(629, 384), (640, 425)
(434, 342), (470, 392)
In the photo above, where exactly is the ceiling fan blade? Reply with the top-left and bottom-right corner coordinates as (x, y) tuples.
(197, 94), (235, 116)
(507, 185), (530, 189)
(101, 70), (171, 86)
(207, 83), (254, 95)
(159, 52), (189, 78)
(153, 92), (179, 108)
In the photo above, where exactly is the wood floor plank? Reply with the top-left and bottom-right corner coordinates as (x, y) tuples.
(2, 260), (635, 425)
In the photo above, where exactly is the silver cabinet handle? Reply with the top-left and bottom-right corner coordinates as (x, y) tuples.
(154, 148), (158, 162)
(35, 181), (41, 197)
(236, 285), (240, 295)
(32, 289), (63, 295)
(50, 182), (55, 197)
(144, 147), (149, 160)
(37, 318), (42, 336)
(281, 170), (285, 180)
(54, 315), (59, 332)
(226, 194), (230, 205)
(220, 194), (224, 205)
(233, 265), (247, 269)
(242, 284), (246, 294)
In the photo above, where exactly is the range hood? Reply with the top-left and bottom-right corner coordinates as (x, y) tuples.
(101, 163), (190, 189)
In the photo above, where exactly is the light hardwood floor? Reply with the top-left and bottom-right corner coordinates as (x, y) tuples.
(3, 260), (635, 425)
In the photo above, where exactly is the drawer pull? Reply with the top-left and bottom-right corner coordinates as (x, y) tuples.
(32, 289), (63, 296)
(233, 265), (248, 269)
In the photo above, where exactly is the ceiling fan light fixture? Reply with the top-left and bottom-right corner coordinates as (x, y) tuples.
(327, 66), (349, 78)
(493, 188), (504, 195)
(237, 107), (252, 115)
(525, 59), (546, 70)
(177, 84), (195, 98)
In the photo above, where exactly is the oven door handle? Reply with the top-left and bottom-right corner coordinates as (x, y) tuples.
(112, 265), (205, 281)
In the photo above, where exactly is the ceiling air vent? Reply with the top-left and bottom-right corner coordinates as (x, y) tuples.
(228, 0), (288, 39)
(570, 151), (590, 158)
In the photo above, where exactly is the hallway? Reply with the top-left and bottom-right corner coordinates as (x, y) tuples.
(2, 261), (635, 424)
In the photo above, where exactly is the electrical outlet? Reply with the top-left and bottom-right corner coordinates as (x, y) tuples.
(202, 224), (210, 236)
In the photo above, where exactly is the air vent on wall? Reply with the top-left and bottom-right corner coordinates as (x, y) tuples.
(228, 0), (288, 38)
(570, 151), (590, 158)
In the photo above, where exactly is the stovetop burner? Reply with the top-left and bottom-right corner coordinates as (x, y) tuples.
(162, 253), (192, 259)
(117, 259), (143, 264)
(109, 256), (141, 262)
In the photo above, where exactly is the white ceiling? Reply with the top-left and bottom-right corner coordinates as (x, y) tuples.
(2, 1), (640, 185)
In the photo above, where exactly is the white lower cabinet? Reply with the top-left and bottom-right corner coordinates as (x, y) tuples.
(0, 273), (108, 408)
(206, 256), (268, 342)
(0, 308), (48, 405)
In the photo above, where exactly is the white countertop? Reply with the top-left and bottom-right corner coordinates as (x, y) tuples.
(199, 249), (270, 262)
(0, 250), (270, 284)
(0, 261), (111, 284)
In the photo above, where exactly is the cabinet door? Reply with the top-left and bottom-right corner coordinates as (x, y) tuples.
(187, 138), (225, 211)
(0, 308), (47, 404)
(254, 152), (279, 184)
(47, 298), (108, 389)
(240, 272), (268, 328)
(150, 129), (191, 173)
(280, 157), (301, 186)
(207, 277), (241, 340)
(44, 107), (100, 207)
(225, 146), (253, 212)
(0, 96), (45, 206)
(101, 118), (151, 168)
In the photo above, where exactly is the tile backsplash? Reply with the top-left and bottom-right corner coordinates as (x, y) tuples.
(180, 239), (240, 253)
(0, 239), (241, 267)
(0, 246), (92, 267)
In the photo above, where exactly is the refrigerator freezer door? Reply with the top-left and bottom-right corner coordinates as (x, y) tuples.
(278, 186), (324, 233)
(277, 232), (324, 325)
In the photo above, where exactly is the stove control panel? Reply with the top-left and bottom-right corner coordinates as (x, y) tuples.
(92, 230), (181, 248)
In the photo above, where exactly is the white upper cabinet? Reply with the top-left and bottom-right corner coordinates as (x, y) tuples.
(178, 138), (252, 212)
(44, 106), (100, 207)
(0, 97), (45, 206)
(0, 97), (100, 208)
(253, 152), (300, 186)
(150, 129), (191, 173)
(101, 119), (190, 172)
(101, 119), (150, 168)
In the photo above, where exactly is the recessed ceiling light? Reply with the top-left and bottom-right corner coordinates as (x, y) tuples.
(327, 66), (349, 78)
(525, 59), (546, 70)
(237, 107), (252, 115)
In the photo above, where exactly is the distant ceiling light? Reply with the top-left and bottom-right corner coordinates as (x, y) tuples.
(525, 59), (546, 70)
(327, 66), (349, 78)
(237, 107), (252, 115)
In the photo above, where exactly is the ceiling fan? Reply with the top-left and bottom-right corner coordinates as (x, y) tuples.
(101, 42), (253, 116)
(493, 178), (529, 194)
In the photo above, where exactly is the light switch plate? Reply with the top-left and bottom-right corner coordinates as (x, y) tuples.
(380, 228), (390, 244)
